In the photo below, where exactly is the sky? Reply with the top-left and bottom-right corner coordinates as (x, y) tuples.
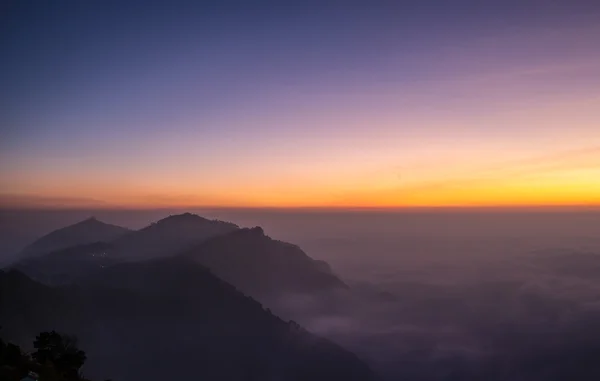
(1, 0), (600, 208)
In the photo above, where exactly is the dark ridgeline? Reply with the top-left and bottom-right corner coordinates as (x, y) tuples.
(18, 217), (130, 259)
(183, 226), (348, 297)
(112, 212), (239, 259)
(10, 213), (348, 299)
(1, 213), (376, 381)
(0, 264), (376, 381)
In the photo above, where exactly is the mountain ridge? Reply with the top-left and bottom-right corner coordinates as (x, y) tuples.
(18, 217), (130, 258)
(112, 213), (239, 259)
(14, 213), (346, 299)
(0, 263), (377, 381)
(184, 226), (348, 298)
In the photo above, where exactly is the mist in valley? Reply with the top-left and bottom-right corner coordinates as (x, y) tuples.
(2, 208), (600, 380)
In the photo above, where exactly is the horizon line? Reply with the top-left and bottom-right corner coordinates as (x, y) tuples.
(2, 204), (600, 212)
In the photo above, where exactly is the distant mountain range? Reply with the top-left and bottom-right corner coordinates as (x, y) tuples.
(12, 213), (346, 299)
(2, 213), (372, 381)
(18, 217), (130, 258)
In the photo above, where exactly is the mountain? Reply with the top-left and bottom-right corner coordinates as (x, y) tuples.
(184, 226), (348, 298)
(18, 217), (130, 258)
(113, 213), (239, 259)
(11, 214), (347, 305)
(11, 242), (116, 285)
(0, 261), (377, 381)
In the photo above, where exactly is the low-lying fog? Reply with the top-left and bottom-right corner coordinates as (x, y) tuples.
(2, 208), (600, 380)
(272, 211), (600, 380)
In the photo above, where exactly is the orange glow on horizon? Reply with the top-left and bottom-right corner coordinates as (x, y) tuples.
(3, 13), (600, 211)
(3, 168), (600, 209)
(3, 143), (600, 209)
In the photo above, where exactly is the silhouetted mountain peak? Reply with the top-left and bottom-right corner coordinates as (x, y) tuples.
(50, 216), (118, 231)
(250, 226), (264, 235)
(75, 216), (103, 226)
(114, 213), (239, 259)
(19, 218), (131, 258)
(158, 212), (203, 222)
(236, 226), (265, 237)
(149, 213), (238, 229)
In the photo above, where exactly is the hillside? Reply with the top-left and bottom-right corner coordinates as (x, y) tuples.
(0, 263), (376, 381)
(113, 213), (239, 259)
(11, 242), (115, 285)
(18, 217), (130, 258)
(14, 214), (347, 301)
(185, 226), (348, 297)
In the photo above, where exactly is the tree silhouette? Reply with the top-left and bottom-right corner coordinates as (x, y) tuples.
(32, 331), (87, 378)
(0, 326), (24, 375)
(4, 343), (23, 367)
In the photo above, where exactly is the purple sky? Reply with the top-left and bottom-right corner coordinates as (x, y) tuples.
(2, 1), (600, 207)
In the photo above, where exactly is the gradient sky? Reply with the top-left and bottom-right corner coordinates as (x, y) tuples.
(2, 0), (600, 208)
